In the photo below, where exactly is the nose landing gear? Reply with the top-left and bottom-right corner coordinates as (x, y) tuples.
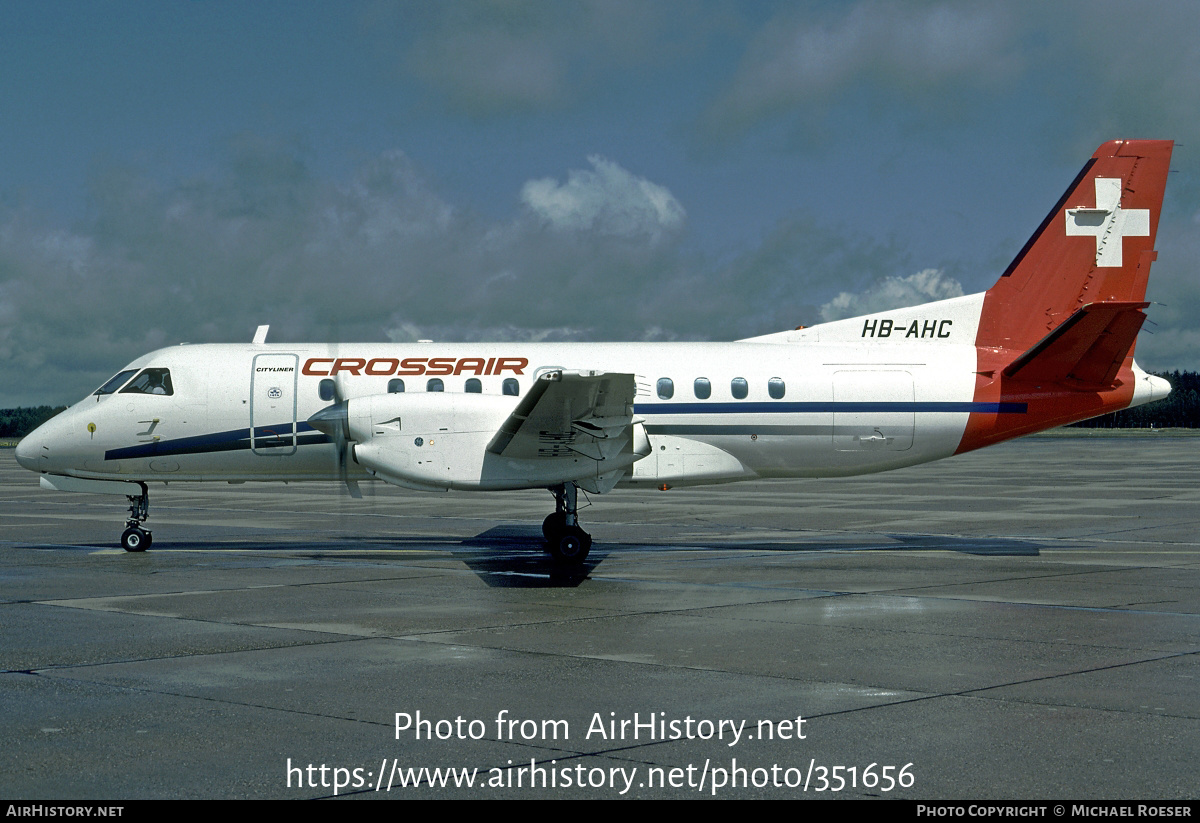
(120, 482), (152, 552)
(543, 483), (591, 564)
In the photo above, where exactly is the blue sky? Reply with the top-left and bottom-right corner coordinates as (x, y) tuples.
(2, 0), (1199, 406)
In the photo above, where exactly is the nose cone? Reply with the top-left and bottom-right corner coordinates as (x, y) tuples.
(14, 410), (81, 475)
(14, 427), (44, 472)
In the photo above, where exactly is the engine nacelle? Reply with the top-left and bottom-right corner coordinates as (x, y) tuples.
(344, 391), (514, 445)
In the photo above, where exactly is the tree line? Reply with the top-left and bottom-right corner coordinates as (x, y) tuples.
(0, 406), (67, 439)
(1069, 370), (1200, 429)
(2, 371), (1197, 438)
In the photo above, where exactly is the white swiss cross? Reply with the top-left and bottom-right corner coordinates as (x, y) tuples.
(1065, 177), (1149, 267)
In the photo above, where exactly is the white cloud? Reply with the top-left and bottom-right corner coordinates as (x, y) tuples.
(1137, 327), (1200, 374)
(386, 323), (587, 344)
(1130, 208), (1200, 371)
(704, 2), (1020, 139)
(388, 1), (710, 118)
(0, 145), (703, 404)
(520, 156), (686, 240)
(407, 29), (566, 114)
(820, 268), (964, 321)
(1062, 2), (1200, 160)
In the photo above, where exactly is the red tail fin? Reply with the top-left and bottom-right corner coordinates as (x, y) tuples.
(977, 139), (1173, 353)
(957, 140), (1173, 454)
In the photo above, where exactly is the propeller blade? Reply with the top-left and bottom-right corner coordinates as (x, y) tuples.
(307, 401), (348, 440)
(307, 402), (359, 495)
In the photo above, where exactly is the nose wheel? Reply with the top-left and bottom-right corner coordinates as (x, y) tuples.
(544, 483), (591, 564)
(121, 483), (152, 552)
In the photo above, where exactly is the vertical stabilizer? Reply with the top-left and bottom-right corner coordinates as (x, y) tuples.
(977, 140), (1173, 353)
(957, 140), (1173, 454)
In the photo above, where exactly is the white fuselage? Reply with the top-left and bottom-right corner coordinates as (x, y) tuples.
(21, 294), (990, 489)
(21, 288), (1167, 494)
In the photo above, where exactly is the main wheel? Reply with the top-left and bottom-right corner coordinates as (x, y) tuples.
(121, 527), (149, 552)
(542, 511), (567, 542)
(550, 526), (591, 565)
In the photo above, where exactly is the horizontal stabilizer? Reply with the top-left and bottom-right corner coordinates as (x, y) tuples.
(1003, 301), (1148, 387)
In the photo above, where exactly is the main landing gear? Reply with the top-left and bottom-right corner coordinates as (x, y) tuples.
(542, 483), (591, 565)
(120, 482), (152, 552)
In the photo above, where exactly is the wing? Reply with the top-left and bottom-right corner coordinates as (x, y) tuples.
(487, 370), (641, 462)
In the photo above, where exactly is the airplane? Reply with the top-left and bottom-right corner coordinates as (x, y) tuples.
(15, 139), (1175, 565)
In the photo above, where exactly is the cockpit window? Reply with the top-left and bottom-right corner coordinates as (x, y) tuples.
(119, 368), (174, 396)
(94, 369), (139, 396)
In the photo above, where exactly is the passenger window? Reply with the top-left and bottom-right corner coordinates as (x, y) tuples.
(95, 369), (138, 396)
(119, 368), (174, 396)
(768, 377), (785, 399)
(427, 378), (444, 392)
(503, 378), (519, 396)
(693, 377), (711, 400)
(657, 378), (674, 400)
(465, 378), (482, 393)
(318, 379), (336, 402)
(731, 377), (748, 399)
(388, 379), (405, 393)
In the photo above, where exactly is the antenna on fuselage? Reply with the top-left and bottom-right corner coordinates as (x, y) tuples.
(252, 325), (269, 344)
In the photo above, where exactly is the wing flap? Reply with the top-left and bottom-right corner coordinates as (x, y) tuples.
(486, 370), (638, 461)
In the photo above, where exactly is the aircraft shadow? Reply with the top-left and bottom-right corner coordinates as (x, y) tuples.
(73, 529), (1052, 589)
(103, 527), (599, 588)
(879, 533), (1049, 556)
(459, 526), (597, 587)
(609, 532), (1049, 558)
(455, 528), (1052, 587)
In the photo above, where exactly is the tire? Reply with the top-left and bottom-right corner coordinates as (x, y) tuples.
(551, 526), (591, 565)
(121, 527), (147, 552)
